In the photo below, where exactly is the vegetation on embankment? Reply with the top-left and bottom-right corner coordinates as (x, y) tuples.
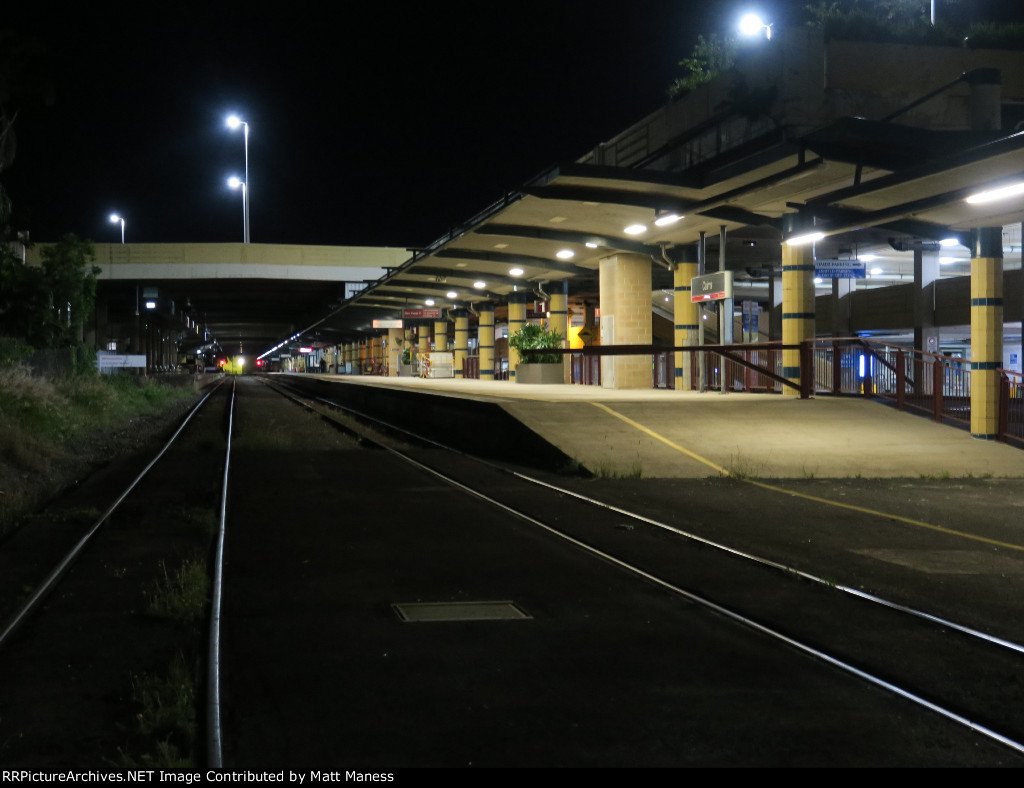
(0, 361), (198, 535)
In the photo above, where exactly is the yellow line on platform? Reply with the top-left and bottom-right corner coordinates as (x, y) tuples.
(593, 402), (1024, 553)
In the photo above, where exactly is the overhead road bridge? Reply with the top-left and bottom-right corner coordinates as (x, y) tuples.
(25, 242), (410, 370)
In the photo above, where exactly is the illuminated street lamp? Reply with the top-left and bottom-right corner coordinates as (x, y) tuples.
(739, 13), (772, 40)
(226, 115), (250, 242)
(109, 213), (125, 244)
(227, 176), (248, 242)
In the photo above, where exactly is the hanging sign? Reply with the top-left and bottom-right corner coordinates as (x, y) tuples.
(373, 319), (404, 328)
(690, 271), (734, 303)
(404, 308), (441, 319)
(814, 260), (866, 279)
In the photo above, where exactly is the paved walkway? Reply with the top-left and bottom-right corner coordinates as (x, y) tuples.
(305, 374), (1024, 479)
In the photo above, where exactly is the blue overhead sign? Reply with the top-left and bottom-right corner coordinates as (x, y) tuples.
(815, 260), (866, 279)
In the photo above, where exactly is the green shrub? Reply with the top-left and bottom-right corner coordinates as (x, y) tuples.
(508, 324), (564, 364)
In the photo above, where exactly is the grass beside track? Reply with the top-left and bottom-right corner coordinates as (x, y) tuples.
(0, 365), (199, 535)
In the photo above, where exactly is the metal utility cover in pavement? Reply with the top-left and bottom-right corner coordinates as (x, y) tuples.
(392, 601), (532, 622)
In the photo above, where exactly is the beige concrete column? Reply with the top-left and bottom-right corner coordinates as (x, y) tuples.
(673, 247), (699, 390)
(599, 253), (652, 389)
(388, 328), (403, 377)
(548, 283), (569, 383)
(781, 242), (816, 395)
(971, 227), (1003, 439)
(478, 304), (495, 381)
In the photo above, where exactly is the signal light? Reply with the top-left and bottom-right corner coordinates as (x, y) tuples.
(219, 359), (226, 367)
(256, 359), (264, 367)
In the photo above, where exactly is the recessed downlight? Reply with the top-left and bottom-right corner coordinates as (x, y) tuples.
(509, 267), (524, 277)
(425, 299), (435, 306)
(473, 281), (486, 288)
(446, 291), (458, 298)
(624, 224), (647, 236)
(556, 249), (575, 259)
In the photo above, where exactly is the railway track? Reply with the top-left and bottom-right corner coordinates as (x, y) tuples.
(2, 374), (1023, 767)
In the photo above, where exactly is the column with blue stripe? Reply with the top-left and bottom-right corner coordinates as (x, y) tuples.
(970, 227), (1003, 439)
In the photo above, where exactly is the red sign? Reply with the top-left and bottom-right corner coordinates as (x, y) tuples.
(404, 308), (442, 319)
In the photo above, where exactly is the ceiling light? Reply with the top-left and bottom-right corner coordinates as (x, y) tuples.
(494, 243), (509, 249)
(624, 224), (647, 235)
(446, 291), (458, 298)
(556, 249), (575, 259)
(813, 277), (823, 284)
(870, 267), (883, 276)
(473, 281), (486, 288)
(965, 181), (1024, 204)
(585, 242), (598, 248)
(859, 254), (878, 262)
(786, 231), (825, 246)
(940, 237), (959, 247)
(654, 213), (682, 227)
(425, 299), (435, 306)
(509, 267), (524, 276)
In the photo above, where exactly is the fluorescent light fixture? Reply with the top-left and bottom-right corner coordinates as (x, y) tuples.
(509, 267), (524, 276)
(785, 231), (824, 246)
(145, 301), (157, 309)
(624, 224), (647, 235)
(654, 213), (682, 227)
(870, 267), (883, 276)
(940, 237), (959, 247)
(556, 249), (575, 259)
(965, 182), (1024, 204)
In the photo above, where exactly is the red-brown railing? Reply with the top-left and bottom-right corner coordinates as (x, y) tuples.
(999, 370), (1024, 446)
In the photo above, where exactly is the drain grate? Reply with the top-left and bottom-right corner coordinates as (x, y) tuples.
(392, 600), (532, 623)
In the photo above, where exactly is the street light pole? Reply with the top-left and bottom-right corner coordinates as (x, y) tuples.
(109, 213), (125, 244)
(227, 177), (247, 243)
(226, 115), (250, 243)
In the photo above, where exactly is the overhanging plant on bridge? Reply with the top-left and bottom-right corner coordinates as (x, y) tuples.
(508, 324), (564, 364)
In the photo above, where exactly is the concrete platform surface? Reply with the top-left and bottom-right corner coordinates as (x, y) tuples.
(304, 375), (1024, 479)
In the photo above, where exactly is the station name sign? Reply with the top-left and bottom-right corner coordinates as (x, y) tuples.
(690, 271), (734, 303)
(814, 260), (866, 279)
(403, 308), (442, 319)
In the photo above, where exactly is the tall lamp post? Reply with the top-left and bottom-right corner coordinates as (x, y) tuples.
(226, 115), (250, 243)
(109, 213), (125, 244)
(227, 177), (247, 243)
(739, 13), (772, 40)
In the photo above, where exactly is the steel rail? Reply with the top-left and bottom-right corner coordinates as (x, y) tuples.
(291, 383), (1024, 657)
(0, 383), (222, 651)
(266, 378), (1024, 758)
(206, 379), (235, 768)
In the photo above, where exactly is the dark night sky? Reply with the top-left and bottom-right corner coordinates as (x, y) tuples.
(3, 1), (1024, 250)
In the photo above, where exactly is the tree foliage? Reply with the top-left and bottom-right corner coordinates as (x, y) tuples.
(508, 323), (564, 364)
(0, 234), (100, 349)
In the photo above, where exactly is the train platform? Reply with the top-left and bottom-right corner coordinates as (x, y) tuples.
(297, 373), (1024, 479)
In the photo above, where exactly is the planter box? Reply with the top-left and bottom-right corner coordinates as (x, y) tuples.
(515, 363), (563, 384)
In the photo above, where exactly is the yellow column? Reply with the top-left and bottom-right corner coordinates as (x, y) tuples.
(781, 241), (816, 395)
(507, 293), (528, 379)
(453, 309), (469, 377)
(971, 227), (1003, 439)
(599, 253), (652, 389)
(674, 248), (699, 390)
(418, 324), (430, 371)
(433, 320), (448, 353)
(548, 284), (569, 384)
(478, 304), (495, 381)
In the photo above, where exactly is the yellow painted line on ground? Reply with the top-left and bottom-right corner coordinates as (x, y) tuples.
(593, 402), (1024, 553)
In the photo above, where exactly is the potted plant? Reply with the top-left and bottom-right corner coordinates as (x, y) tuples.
(508, 324), (564, 384)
